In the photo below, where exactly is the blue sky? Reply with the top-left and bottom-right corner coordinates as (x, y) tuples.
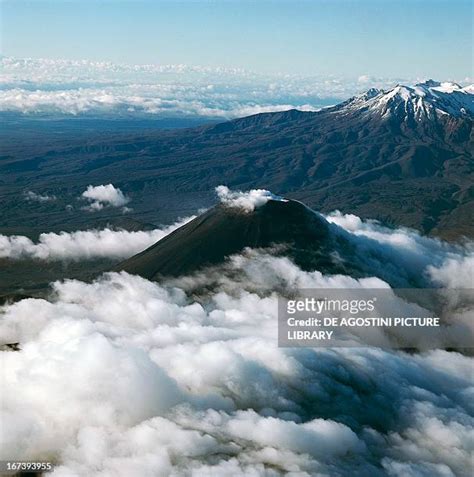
(1, 0), (472, 79)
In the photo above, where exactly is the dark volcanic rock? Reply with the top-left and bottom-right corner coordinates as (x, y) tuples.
(116, 199), (358, 279)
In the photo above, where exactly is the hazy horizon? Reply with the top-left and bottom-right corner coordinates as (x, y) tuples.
(2, 0), (472, 80)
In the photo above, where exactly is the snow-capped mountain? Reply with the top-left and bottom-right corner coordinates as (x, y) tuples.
(340, 80), (474, 120)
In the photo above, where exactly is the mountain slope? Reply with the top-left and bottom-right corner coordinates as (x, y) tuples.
(116, 199), (360, 279)
(1, 80), (472, 239)
(338, 80), (473, 120)
(115, 194), (432, 289)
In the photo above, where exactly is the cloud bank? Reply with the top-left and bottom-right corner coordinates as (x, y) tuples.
(1, 195), (473, 475)
(0, 56), (425, 119)
(0, 216), (194, 261)
(1, 258), (472, 476)
(325, 210), (473, 287)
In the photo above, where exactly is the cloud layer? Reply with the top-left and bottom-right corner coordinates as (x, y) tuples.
(1, 256), (472, 476)
(326, 210), (473, 287)
(0, 56), (426, 119)
(0, 216), (194, 261)
(1, 192), (473, 475)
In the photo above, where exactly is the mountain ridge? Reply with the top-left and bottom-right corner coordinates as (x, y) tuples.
(1, 79), (472, 240)
(338, 80), (473, 119)
(210, 79), (473, 133)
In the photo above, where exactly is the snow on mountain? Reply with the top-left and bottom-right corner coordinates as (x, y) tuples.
(341, 79), (474, 120)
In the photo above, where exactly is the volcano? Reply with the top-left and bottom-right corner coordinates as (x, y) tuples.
(116, 198), (359, 280)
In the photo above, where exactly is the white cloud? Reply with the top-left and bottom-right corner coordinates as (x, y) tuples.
(23, 191), (57, 203)
(81, 184), (129, 211)
(325, 210), (471, 287)
(0, 216), (194, 260)
(0, 56), (424, 119)
(427, 255), (474, 289)
(216, 185), (287, 212)
(0, 265), (472, 476)
(1, 195), (473, 475)
(0, 86), (320, 118)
